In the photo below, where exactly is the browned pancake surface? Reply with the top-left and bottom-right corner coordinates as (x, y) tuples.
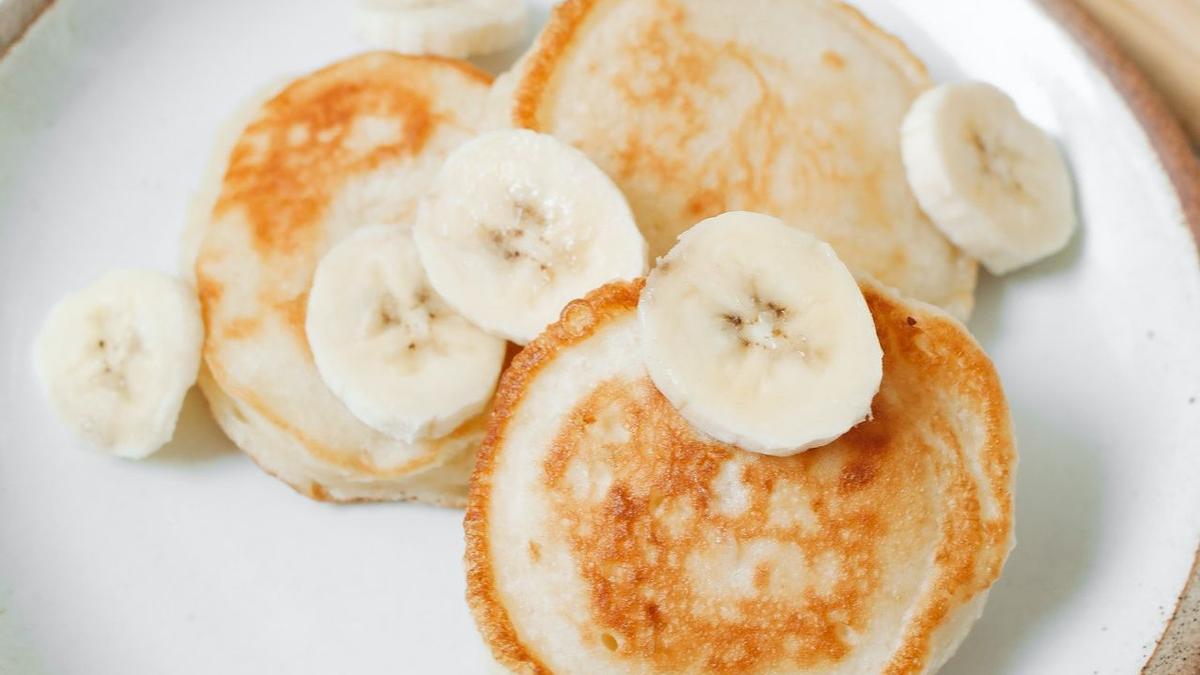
(466, 280), (1014, 674)
(498, 0), (978, 317)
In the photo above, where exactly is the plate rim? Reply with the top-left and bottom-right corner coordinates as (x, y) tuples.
(1029, 1), (1200, 672)
(2, 0), (1198, 670)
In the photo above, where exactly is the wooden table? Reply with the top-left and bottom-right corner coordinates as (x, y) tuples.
(1075, 0), (1200, 145)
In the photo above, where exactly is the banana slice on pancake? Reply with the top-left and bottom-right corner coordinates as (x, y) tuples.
(306, 225), (505, 443)
(34, 270), (203, 459)
(354, 0), (529, 58)
(465, 279), (1016, 674)
(901, 82), (1078, 275)
(414, 129), (647, 344)
(639, 212), (882, 455)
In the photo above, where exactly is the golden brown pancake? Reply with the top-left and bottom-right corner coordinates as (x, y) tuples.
(194, 52), (495, 503)
(489, 0), (978, 318)
(465, 279), (1015, 673)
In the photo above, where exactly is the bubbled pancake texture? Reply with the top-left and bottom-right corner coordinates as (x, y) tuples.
(466, 280), (1015, 674)
(194, 52), (493, 503)
(494, 0), (978, 318)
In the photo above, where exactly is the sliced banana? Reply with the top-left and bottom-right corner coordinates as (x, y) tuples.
(638, 212), (883, 456)
(33, 270), (204, 459)
(353, 0), (528, 59)
(306, 225), (505, 443)
(901, 81), (1077, 275)
(414, 129), (647, 344)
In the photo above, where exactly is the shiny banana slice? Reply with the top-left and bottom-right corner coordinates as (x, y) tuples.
(638, 212), (883, 455)
(414, 129), (647, 344)
(306, 225), (506, 443)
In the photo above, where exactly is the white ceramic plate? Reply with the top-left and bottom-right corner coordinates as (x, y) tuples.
(2, 1), (1199, 673)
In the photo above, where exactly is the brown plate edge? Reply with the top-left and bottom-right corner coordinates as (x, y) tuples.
(0, 0), (53, 60)
(3, 0), (1199, 671)
(1033, 0), (1200, 233)
(1029, 2), (1200, 672)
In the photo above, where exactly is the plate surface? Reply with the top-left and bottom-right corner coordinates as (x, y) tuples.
(1, 1), (1199, 673)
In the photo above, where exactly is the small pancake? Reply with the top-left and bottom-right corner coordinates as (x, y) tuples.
(194, 52), (494, 503)
(490, 0), (977, 318)
(465, 279), (1015, 673)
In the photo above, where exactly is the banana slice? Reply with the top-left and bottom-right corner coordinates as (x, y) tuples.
(353, 0), (528, 59)
(638, 212), (883, 456)
(34, 270), (204, 459)
(306, 225), (506, 443)
(901, 81), (1077, 275)
(414, 129), (647, 344)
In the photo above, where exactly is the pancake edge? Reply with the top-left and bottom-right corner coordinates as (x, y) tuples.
(199, 366), (474, 506)
(465, 280), (644, 673)
(508, 0), (931, 131)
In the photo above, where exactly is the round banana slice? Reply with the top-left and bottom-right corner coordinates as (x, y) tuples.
(414, 129), (648, 344)
(353, 0), (528, 59)
(901, 81), (1077, 275)
(306, 225), (506, 443)
(34, 269), (204, 459)
(638, 212), (883, 456)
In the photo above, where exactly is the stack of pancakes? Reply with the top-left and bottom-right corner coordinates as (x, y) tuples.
(194, 53), (496, 505)
(190, 1), (1015, 671)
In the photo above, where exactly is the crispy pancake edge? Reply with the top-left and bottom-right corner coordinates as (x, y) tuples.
(199, 366), (477, 506)
(464, 278), (1014, 674)
(466, 280), (645, 674)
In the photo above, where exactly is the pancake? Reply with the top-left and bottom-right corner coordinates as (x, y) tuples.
(488, 0), (978, 319)
(198, 367), (478, 506)
(465, 279), (1015, 673)
(194, 52), (494, 503)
